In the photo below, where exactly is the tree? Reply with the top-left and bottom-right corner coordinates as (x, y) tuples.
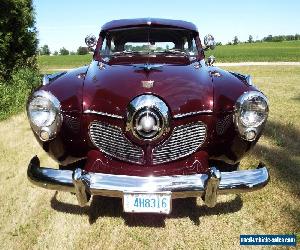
(0, 0), (38, 80)
(248, 35), (253, 43)
(70, 51), (76, 55)
(261, 34), (300, 42)
(233, 36), (239, 45)
(77, 46), (89, 55)
(40, 45), (50, 55)
(264, 35), (273, 42)
(53, 51), (58, 56)
(124, 45), (133, 51)
(60, 47), (69, 55)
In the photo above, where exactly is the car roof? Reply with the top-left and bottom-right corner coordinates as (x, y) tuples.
(101, 18), (198, 33)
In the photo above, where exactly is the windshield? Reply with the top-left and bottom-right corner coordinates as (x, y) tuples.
(100, 27), (199, 60)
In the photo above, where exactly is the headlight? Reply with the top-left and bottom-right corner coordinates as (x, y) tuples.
(234, 91), (268, 141)
(27, 90), (62, 141)
(28, 96), (57, 127)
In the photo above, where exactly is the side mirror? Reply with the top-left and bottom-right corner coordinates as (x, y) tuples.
(207, 55), (216, 66)
(203, 34), (216, 51)
(85, 34), (97, 51)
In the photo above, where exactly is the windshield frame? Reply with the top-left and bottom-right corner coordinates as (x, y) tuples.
(94, 26), (204, 63)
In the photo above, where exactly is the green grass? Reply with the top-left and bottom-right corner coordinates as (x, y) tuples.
(38, 54), (92, 72)
(0, 66), (299, 249)
(38, 41), (300, 73)
(206, 41), (300, 62)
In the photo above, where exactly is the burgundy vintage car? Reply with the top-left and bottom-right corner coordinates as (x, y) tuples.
(27, 18), (269, 214)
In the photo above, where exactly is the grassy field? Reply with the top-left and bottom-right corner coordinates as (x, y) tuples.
(38, 54), (92, 72)
(38, 41), (300, 73)
(0, 65), (299, 249)
(206, 41), (300, 62)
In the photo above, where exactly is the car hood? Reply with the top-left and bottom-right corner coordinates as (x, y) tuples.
(82, 61), (214, 118)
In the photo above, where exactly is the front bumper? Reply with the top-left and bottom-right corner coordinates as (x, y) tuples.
(27, 156), (269, 208)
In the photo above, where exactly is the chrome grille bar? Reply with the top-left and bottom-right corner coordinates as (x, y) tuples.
(89, 121), (144, 164)
(152, 122), (206, 165)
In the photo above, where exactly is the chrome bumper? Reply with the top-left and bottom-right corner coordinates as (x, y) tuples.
(27, 156), (269, 207)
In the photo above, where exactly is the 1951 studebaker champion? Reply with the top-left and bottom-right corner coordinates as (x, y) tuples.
(27, 18), (269, 214)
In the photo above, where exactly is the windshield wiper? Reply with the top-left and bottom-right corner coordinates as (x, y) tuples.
(110, 51), (146, 56)
(166, 49), (186, 53)
(155, 49), (188, 55)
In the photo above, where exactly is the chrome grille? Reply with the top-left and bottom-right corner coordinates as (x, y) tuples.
(152, 122), (206, 165)
(89, 121), (144, 164)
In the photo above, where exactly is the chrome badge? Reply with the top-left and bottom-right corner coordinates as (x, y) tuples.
(141, 80), (154, 89)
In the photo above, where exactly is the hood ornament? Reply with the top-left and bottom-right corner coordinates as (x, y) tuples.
(141, 80), (154, 88)
(98, 61), (106, 70)
(134, 63), (163, 72)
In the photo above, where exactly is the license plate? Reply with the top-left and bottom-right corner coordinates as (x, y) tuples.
(123, 192), (172, 214)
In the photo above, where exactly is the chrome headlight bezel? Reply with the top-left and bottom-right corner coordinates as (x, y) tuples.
(234, 91), (269, 141)
(27, 90), (63, 141)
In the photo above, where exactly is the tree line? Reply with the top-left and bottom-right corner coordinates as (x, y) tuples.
(41, 32), (300, 55)
(39, 45), (90, 56)
(223, 34), (300, 46)
(262, 34), (300, 42)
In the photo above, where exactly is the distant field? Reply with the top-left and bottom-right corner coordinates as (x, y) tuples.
(206, 41), (300, 62)
(38, 54), (92, 72)
(38, 41), (300, 73)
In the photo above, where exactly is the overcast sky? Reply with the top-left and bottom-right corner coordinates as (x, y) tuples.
(34, 0), (300, 53)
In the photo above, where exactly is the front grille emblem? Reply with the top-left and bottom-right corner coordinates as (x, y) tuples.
(141, 80), (154, 89)
(126, 94), (170, 141)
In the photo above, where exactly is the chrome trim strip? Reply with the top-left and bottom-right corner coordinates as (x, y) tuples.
(173, 110), (213, 118)
(42, 75), (50, 85)
(84, 110), (123, 119)
(42, 72), (67, 86)
(28, 156), (269, 208)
